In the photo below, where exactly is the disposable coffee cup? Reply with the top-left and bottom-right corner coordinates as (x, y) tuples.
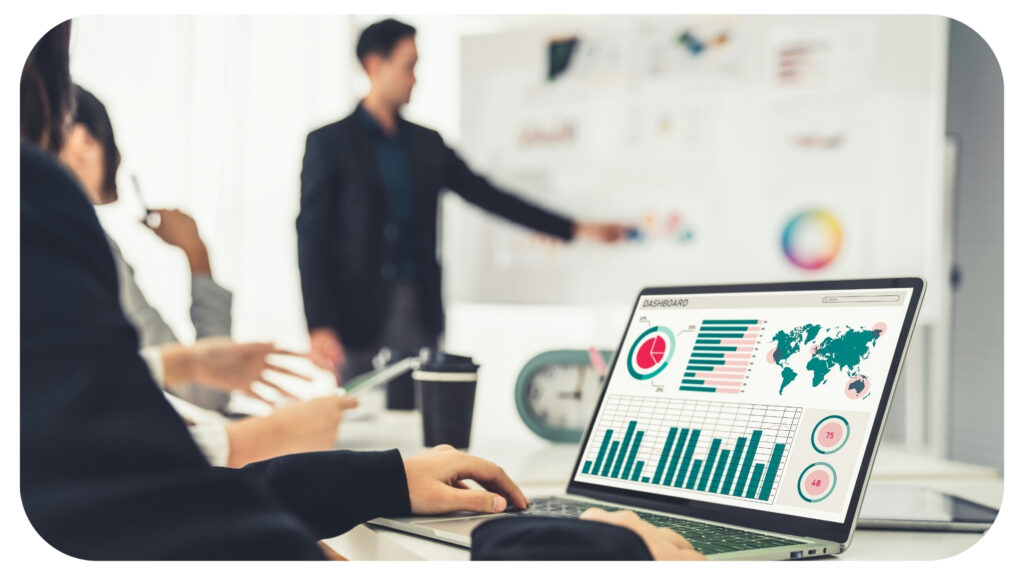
(385, 375), (416, 410)
(413, 351), (479, 448)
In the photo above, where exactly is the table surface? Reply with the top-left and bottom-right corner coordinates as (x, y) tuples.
(321, 396), (1003, 561)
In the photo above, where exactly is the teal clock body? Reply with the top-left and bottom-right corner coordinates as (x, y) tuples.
(514, 349), (614, 443)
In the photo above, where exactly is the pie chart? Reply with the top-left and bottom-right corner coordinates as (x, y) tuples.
(627, 326), (676, 380)
(636, 336), (667, 369)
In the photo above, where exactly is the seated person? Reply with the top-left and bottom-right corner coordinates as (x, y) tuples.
(58, 84), (359, 467)
(62, 83), (234, 412)
(20, 21), (702, 560)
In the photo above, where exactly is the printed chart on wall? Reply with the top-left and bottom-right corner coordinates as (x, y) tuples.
(574, 286), (914, 523)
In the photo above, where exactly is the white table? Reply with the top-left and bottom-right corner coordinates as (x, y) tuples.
(322, 397), (1003, 561)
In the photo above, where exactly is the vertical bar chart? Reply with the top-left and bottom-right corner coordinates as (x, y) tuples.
(680, 319), (765, 394)
(578, 395), (801, 504)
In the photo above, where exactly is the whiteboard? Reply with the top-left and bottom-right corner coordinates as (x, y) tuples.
(445, 16), (949, 321)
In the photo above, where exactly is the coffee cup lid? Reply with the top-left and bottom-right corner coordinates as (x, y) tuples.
(417, 351), (478, 373)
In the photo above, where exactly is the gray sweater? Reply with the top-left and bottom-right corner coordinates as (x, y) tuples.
(108, 235), (233, 412)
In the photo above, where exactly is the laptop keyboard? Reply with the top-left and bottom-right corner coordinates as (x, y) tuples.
(511, 496), (807, 556)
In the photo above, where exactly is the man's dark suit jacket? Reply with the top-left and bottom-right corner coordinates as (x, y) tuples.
(297, 107), (576, 348)
(20, 142), (411, 559)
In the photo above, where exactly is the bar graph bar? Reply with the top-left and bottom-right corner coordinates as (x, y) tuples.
(675, 430), (701, 488)
(579, 396), (800, 504)
(652, 427), (678, 484)
(697, 439), (721, 491)
(746, 464), (766, 498)
(611, 421), (637, 479)
(592, 429), (612, 476)
(686, 459), (702, 489)
(733, 430), (763, 496)
(721, 437), (746, 495)
(631, 461), (645, 481)
(602, 441), (620, 476)
(680, 319), (765, 394)
(710, 449), (730, 493)
(758, 444), (786, 501)
(702, 320), (760, 325)
(623, 431), (645, 479)
(665, 429), (688, 486)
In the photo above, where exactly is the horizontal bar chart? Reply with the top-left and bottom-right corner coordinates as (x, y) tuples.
(680, 319), (765, 394)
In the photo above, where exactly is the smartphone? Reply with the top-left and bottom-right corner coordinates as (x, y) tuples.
(336, 356), (418, 398)
(131, 174), (161, 228)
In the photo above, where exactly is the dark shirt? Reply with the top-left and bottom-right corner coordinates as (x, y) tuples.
(20, 142), (412, 559)
(357, 104), (417, 280)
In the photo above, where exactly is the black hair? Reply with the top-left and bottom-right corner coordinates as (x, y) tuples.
(72, 85), (121, 199)
(20, 20), (73, 154)
(355, 18), (416, 65)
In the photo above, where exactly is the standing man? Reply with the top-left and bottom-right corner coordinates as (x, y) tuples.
(298, 18), (629, 396)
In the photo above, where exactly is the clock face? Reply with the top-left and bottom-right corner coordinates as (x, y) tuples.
(526, 363), (605, 430)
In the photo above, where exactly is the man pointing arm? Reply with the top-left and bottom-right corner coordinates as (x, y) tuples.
(298, 18), (629, 383)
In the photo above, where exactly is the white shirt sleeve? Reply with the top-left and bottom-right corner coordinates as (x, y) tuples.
(139, 346), (166, 389)
(163, 392), (231, 467)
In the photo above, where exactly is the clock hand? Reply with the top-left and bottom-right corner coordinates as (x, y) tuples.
(576, 364), (586, 398)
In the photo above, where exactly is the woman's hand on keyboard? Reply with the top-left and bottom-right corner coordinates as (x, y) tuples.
(580, 508), (707, 561)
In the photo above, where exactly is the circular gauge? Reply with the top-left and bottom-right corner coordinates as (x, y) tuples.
(811, 415), (850, 454)
(626, 326), (675, 380)
(797, 462), (837, 503)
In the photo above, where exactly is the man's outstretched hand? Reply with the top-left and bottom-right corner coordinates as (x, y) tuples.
(574, 222), (633, 243)
(403, 445), (530, 515)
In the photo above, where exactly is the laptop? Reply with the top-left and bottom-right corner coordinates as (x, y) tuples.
(371, 278), (926, 560)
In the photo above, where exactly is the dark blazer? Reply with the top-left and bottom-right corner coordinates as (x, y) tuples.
(20, 142), (411, 559)
(297, 107), (576, 348)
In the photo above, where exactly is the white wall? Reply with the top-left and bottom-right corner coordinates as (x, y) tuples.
(69, 14), (528, 350)
(451, 16), (952, 456)
(71, 15), (354, 349)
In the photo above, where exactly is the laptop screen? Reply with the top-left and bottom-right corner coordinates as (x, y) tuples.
(571, 284), (917, 524)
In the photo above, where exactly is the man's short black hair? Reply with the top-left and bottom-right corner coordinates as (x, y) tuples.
(356, 18), (416, 64)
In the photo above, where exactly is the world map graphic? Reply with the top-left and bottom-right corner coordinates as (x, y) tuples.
(768, 323), (887, 397)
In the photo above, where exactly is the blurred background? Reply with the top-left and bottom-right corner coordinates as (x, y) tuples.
(68, 15), (1002, 470)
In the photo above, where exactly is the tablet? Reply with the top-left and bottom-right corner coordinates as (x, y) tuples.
(856, 484), (998, 532)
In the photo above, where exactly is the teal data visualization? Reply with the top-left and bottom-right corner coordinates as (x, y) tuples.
(579, 395), (799, 504)
(678, 319), (765, 395)
(585, 287), (914, 522)
(767, 322), (888, 399)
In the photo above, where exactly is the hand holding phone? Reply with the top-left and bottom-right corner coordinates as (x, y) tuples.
(131, 173), (161, 228)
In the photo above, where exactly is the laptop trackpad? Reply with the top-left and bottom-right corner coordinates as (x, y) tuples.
(416, 515), (504, 537)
